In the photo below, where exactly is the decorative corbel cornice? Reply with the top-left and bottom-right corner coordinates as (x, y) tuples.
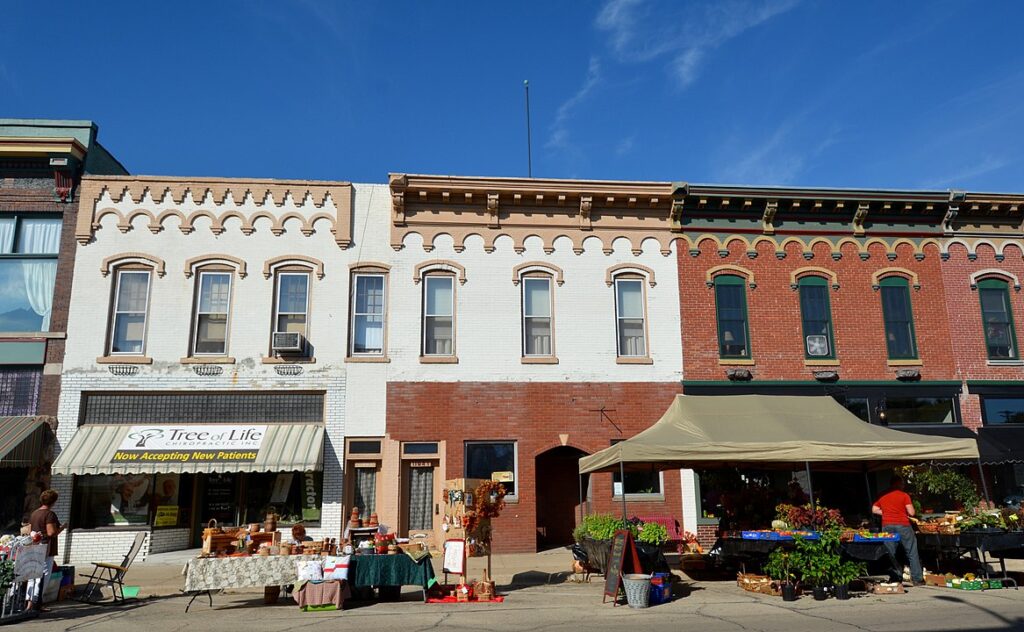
(762, 199), (779, 235)
(579, 195), (593, 231)
(852, 202), (870, 236)
(486, 193), (500, 229)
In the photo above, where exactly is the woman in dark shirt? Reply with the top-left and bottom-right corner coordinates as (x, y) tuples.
(26, 489), (62, 612)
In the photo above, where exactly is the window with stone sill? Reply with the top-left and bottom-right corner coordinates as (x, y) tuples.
(350, 273), (386, 356)
(422, 274), (455, 356)
(107, 269), (152, 355)
(713, 274), (750, 359)
(0, 215), (61, 332)
(273, 271), (310, 353)
(614, 277), (648, 357)
(978, 278), (1018, 360)
(879, 276), (918, 360)
(191, 270), (233, 356)
(522, 275), (553, 357)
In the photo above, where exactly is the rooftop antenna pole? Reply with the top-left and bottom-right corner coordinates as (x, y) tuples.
(524, 80), (533, 178)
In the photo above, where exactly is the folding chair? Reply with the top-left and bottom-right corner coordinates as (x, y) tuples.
(78, 531), (146, 603)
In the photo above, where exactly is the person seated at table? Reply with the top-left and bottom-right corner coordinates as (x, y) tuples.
(872, 475), (924, 586)
(291, 523), (313, 543)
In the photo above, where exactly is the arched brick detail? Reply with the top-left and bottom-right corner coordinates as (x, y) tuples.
(100, 252), (166, 277)
(413, 259), (467, 285)
(183, 254), (248, 278)
(605, 263), (656, 287)
(263, 255), (325, 279)
(512, 261), (564, 286)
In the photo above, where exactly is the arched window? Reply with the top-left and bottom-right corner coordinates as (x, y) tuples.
(714, 275), (750, 359)
(978, 278), (1018, 360)
(879, 276), (917, 360)
(798, 276), (835, 359)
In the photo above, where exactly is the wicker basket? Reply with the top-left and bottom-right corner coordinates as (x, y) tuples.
(737, 572), (780, 596)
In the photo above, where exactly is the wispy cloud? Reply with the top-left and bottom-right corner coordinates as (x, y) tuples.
(595, 0), (799, 88)
(616, 135), (636, 156)
(713, 118), (840, 185)
(546, 56), (602, 150)
(921, 156), (1010, 189)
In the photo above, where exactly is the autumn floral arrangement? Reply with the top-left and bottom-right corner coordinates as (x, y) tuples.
(774, 503), (845, 531)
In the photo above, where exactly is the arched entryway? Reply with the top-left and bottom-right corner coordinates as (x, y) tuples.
(535, 445), (588, 550)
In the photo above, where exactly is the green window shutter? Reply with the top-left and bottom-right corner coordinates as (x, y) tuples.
(714, 275), (751, 359)
(879, 276), (918, 360)
(798, 276), (835, 359)
(978, 278), (1018, 360)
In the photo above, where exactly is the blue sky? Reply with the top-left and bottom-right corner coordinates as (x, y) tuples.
(4, 1), (1024, 190)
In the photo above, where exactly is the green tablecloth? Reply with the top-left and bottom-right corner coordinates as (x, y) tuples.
(349, 553), (434, 588)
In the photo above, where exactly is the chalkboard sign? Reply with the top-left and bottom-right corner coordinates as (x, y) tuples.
(603, 529), (641, 605)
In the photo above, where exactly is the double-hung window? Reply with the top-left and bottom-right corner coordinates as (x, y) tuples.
(422, 275), (454, 356)
(109, 270), (152, 354)
(879, 277), (917, 360)
(192, 271), (232, 356)
(0, 216), (61, 332)
(798, 276), (835, 359)
(978, 278), (1017, 360)
(274, 272), (309, 340)
(522, 276), (553, 356)
(351, 274), (385, 355)
(614, 278), (647, 357)
(714, 275), (750, 358)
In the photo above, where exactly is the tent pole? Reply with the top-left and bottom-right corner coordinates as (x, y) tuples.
(619, 461), (628, 520)
(977, 458), (991, 505)
(579, 474), (584, 523)
(864, 470), (873, 507)
(805, 461), (815, 506)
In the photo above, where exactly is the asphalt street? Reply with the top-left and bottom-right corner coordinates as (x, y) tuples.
(16, 575), (1024, 632)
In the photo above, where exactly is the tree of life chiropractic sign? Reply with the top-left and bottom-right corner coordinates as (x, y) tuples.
(110, 425), (267, 464)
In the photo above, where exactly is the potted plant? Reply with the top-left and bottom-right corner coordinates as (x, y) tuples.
(794, 530), (842, 600)
(764, 548), (799, 601)
(830, 560), (865, 600)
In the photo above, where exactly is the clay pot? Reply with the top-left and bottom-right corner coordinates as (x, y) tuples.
(368, 513), (379, 527)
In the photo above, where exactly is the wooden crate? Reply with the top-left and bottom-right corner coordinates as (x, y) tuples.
(737, 573), (779, 596)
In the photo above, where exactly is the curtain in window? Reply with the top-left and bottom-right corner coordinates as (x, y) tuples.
(0, 218), (14, 253)
(424, 277), (453, 355)
(407, 467), (433, 531)
(17, 219), (61, 331)
(353, 468), (376, 520)
(354, 276), (384, 353)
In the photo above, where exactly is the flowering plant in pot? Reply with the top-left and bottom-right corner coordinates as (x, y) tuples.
(763, 549), (799, 601)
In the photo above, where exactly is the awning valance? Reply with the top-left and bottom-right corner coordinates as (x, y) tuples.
(579, 395), (980, 474)
(0, 416), (51, 468)
(52, 423), (324, 476)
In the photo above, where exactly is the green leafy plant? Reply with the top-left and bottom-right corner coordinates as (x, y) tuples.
(636, 522), (669, 545)
(831, 559), (866, 587)
(900, 466), (980, 512)
(793, 529), (843, 588)
(764, 549), (796, 585)
(574, 514), (634, 542)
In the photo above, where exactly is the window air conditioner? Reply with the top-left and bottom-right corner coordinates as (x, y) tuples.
(805, 334), (830, 357)
(272, 332), (304, 353)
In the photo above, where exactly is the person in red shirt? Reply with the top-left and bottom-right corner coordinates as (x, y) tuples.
(872, 475), (923, 586)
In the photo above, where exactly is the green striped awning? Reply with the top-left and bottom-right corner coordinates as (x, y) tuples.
(52, 423), (324, 476)
(0, 416), (50, 468)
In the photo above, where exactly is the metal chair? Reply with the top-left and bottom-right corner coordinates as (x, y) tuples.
(78, 532), (147, 603)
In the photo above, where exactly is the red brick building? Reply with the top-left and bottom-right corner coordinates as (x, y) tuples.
(671, 184), (980, 527)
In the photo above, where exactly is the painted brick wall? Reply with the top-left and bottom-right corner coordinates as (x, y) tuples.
(940, 243), (1024, 429)
(678, 237), (956, 381)
(386, 381), (682, 553)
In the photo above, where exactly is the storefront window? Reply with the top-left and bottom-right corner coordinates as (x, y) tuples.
(465, 442), (517, 497)
(981, 397), (1024, 425)
(883, 397), (955, 425)
(0, 368), (41, 415)
(72, 474), (153, 528)
(610, 440), (662, 496)
(838, 396), (871, 422)
(242, 471), (322, 525)
(353, 468), (376, 521)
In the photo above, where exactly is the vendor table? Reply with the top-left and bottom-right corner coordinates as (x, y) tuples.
(181, 555), (321, 611)
(713, 536), (894, 571)
(917, 531), (1024, 589)
(348, 553), (435, 601)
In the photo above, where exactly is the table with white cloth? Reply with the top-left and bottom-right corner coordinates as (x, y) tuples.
(181, 555), (321, 610)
